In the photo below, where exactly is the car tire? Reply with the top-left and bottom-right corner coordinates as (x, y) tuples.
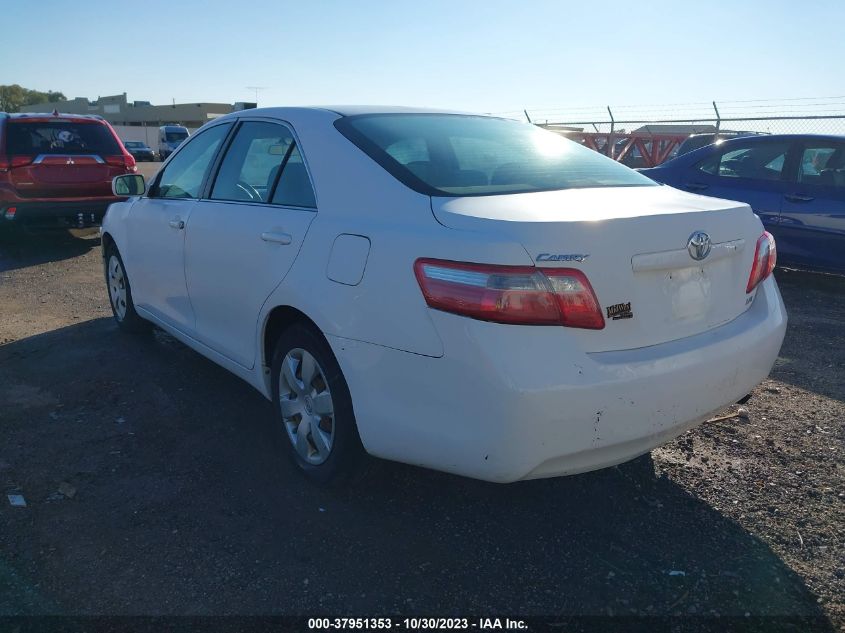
(270, 322), (365, 483)
(104, 244), (152, 334)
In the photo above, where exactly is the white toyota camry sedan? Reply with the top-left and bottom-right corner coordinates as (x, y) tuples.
(102, 106), (787, 483)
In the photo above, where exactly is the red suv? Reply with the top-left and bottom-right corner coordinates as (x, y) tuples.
(0, 111), (136, 231)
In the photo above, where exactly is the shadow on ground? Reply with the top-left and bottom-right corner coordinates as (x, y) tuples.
(0, 229), (100, 273)
(772, 268), (845, 402)
(0, 319), (834, 630)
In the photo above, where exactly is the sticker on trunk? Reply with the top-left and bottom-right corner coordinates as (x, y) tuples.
(606, 302), (633, 320)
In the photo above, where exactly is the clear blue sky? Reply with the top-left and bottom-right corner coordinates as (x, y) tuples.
(4, 0), (844, 115)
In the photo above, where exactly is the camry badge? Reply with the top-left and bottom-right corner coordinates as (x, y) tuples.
(536, 253), (590, 263)
(687, 231), (712, 261)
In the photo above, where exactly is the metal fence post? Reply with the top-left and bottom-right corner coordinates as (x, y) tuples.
(607, 106), (615, 159)
(713, 101), (721, 139)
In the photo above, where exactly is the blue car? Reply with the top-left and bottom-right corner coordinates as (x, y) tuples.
(640, 134), (845, 274)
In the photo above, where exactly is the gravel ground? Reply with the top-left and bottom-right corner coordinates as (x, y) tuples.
(0, 230), (842, 630)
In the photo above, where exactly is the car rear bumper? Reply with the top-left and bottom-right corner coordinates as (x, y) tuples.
(1, 199), (123, 229)
(329, 276), (787, 482)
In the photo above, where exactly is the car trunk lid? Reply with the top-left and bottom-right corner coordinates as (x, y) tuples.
(9, 156), (114, 198)
(431, 185), (762, 352)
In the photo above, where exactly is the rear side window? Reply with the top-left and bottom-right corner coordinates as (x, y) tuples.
(798, 144), (845, 188)
(6, 121), (120, 156)
(270, 145), (317, 208)
(335, 114), (654, 197)
(698, 142), (790, 181)
(211, 121), (293, 202)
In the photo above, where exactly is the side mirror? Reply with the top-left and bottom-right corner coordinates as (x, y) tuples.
(113, 174), (146, 197)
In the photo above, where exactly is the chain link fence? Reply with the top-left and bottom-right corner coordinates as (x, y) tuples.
(495, 97), (845, 167)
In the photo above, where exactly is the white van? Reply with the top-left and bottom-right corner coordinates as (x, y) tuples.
(158, 125), (189, 160)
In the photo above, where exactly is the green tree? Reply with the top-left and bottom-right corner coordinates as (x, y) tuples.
(0, 85), (66, 113)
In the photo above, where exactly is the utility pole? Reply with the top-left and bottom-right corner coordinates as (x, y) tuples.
(246, 86), (268, 106)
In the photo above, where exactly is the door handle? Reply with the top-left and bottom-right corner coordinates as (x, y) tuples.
(168, 218), (185, 229)
(684, 182), (709, 191)
(784, 193), (815, 203)
(261, 231), (292, 245)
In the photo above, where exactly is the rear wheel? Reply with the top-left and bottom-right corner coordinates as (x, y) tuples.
(270, 322), (364, 483)
(104, 244), (151, 334)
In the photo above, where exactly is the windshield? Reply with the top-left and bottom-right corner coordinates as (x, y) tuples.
(165, 132), (188, 143)
(6, 121), (121, 156)
(335, 114), (655, 196)
(124, 141), (144, 148)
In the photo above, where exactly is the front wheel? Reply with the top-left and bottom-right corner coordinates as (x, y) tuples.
(104, 244), (151, 334)
(270, 323), (364, 483)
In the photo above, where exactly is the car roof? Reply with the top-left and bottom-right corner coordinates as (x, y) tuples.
(3, 111), (107, 123)
(317, 105), (475, 116)
(214, 105), (483, 127)
(716, 133), (845, 144)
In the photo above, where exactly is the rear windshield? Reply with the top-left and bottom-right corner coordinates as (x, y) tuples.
(124, 141), (144, 148)
(5, 121), (120, 156)
(165, 132), (188, 142)
(335, 114), (655, 196)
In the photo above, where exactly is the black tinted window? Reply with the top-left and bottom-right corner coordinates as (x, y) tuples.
(6, 121), (120, 155)
(211, 121), (293, 202)
(798, 144), (845, 188)
(698, 142), (789, 181)
(335, 114), (654, 196)
(154, 124), (230, 199)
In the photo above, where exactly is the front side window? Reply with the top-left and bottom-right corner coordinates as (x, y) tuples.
(698, 142), (790, 181)
(153, 123), (231, 199)
(798, 144), (844, 188)
(335, 114), (654, 197)
(211, 121), (293, 202)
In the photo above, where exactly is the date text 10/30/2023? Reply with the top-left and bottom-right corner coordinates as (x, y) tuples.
(307, 617), (528, 630)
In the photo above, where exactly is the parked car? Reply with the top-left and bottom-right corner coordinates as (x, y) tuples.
(675, 131), (766, 157)
(640, 134), (845, 274)
(123, 140), (156, 162)
(157, 125), (189, 160)
(102, 107), (786, 483)
(0, 111), (137, 231)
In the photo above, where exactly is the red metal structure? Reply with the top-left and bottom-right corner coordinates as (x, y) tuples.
(549, 131), (689, 168)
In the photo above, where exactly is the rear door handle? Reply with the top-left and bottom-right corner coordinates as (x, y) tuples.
(168, 218), (185, 229)
(784, 193), (815, 203)
(261, 231), (292, 245)
(683, 182), (709, 191)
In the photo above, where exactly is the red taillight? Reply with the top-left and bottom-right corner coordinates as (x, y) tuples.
(10, 156), (33, 168)
(105, 155), (137, 172)
(0, 156), (33, 170)
(746, 231), (777, 293)
(414, 258), (605, 329)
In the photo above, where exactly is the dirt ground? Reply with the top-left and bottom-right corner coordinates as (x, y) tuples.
(0, 229), (842, 630)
